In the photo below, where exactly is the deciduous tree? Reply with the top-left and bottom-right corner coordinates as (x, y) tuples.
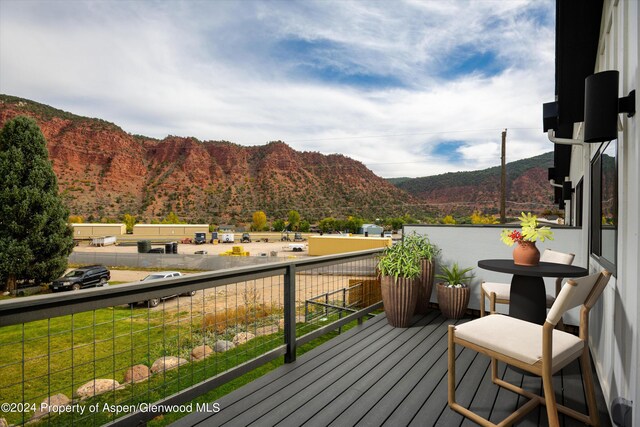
(122, 213), (137, 233)
(287, 210), (300, 231)
(161, 211), (185, 224)
(251, 211), (267, 231)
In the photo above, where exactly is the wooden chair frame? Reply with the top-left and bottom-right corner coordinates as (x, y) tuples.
(479, 250), (575, 331)
(480, 276), (565, 316)
(450, 271), (610, 427)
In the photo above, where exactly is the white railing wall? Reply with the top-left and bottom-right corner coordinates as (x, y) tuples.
(404, 224), (585, 325)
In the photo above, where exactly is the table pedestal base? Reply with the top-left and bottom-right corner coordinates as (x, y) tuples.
(509, 274), (546, 325)
(509, 274), (547, 376)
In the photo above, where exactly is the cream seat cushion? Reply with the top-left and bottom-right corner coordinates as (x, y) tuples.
(482, 282), (556, 304)
(453, 315), (583, 371)
(481, 282), (510, 299)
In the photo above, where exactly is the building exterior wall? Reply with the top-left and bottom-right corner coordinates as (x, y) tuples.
(359, 224), (384, 236)
(308, 236), (391, 256)
(71, 224), (126, 237)
(132, 224), (209, 237)
(576, 1), (639, 423)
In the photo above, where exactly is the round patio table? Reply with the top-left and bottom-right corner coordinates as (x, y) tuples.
(478, 259), (588, 324)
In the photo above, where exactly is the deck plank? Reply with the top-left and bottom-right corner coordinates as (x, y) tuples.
(299, 312), (447, 426)
(181, 315), (389, 427)
(332, 315), (451, 427)
(252, 314), (438, 426)
(170, 313), (611, 427)
(224, 315), (429, 426)
(460, 359), (508, 427)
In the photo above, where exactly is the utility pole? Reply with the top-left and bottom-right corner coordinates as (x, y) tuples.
(500, 129), (507, 224)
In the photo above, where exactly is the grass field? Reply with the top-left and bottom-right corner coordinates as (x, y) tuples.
(0, 302), (359, 426)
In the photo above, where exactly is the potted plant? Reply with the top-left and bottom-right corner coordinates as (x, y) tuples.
(404, 233), (440, 314)
(500, 212), (554, 266)
(377, 241), (421, 327)
(436, 263), (474, 319)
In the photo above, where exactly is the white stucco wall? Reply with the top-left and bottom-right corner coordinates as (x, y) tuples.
(403, 224), (585, 324)
(574, 1), (639, 425)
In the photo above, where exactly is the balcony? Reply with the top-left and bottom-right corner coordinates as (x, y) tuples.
(173, 312), (611, 427)
(0, 227), (613, 426)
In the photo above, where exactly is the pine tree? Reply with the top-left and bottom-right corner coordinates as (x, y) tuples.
(0, 116), (74, 293)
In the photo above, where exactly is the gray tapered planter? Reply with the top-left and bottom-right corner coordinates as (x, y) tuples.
(415, 258), (434, 314)
(381, 275), (418, 327)
(436, 282), (470, 319)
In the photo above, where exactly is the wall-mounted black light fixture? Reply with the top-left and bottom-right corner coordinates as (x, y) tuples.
(562, 180), (573, 201)
(543, 101), (559, 132)
(584, 70), (635, 143)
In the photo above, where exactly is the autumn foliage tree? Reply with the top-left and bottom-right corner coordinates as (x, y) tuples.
(122, 213), (137, 233)
(287, 210), (300, 231)
(251, 210), (267, 231)
(0, 117), (74, 293)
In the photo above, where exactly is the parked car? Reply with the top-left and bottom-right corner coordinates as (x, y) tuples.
(194, 233), (207, 244)
(133, 271), (195, 308)
(51, 265), (110, 292)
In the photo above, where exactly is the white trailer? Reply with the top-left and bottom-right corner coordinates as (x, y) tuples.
(221, 233), (235, 243)
(91, 236), (117, 246)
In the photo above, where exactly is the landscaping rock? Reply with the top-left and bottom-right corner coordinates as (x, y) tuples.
(124, 364), (151, 383)
(214, 340), (235, 353)
(191, 345), (213, 361)
(232, 332), (255, 345)
(256, 325), (279, 336)
(278, 316), (306, 330)
(150, 356), (188, 374)
(30, 393), (71, 420)
(77, 379), (122, 399)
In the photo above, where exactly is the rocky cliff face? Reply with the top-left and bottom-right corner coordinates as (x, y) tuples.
(0, 95), (415, 222)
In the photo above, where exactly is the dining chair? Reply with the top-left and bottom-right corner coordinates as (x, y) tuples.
(479, 249), (575, 317)
(448, 270), (611, 427)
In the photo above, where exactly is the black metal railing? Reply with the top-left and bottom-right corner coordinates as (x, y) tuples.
(0, 249), (383, 426)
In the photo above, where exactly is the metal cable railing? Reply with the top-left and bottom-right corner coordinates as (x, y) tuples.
(0, 249), (383, 426)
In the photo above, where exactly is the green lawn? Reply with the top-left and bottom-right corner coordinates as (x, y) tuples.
(0, 304), (359, 426)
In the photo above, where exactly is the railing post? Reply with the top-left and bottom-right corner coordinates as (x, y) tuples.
(284, 264), (297, 363)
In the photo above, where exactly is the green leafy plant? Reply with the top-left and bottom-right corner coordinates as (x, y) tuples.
(435, 263), (474, 288)
(403, 233), (440, 261)
(377, 241), (421, 280)
(500, 212), (554, 246)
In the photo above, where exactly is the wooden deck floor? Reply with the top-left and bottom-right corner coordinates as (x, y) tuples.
(174, 312), (611, 427)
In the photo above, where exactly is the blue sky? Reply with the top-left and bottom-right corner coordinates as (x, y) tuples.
(0, 0), (556, 178)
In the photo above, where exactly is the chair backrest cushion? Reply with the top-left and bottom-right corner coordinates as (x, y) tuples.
(546, 271), (610, 325)
(540, 249), (575, 265)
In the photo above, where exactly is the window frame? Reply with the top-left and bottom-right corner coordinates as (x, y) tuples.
(589, 140), (617, 275)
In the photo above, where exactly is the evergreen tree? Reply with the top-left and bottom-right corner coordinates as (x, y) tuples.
(0, 117), (74, 293)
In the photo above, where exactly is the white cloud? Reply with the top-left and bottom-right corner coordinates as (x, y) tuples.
(0, 0), (556, 178)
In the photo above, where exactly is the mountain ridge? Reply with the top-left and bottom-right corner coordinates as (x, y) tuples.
(0, 94), (557, 222)
(0, 95), (420, 223)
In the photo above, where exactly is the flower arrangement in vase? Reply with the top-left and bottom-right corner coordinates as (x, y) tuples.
(500, 212), (554, 266)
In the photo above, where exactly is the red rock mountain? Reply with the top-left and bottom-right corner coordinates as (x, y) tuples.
(0, 95), (417, 223)
(0, 95), (556, 222)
